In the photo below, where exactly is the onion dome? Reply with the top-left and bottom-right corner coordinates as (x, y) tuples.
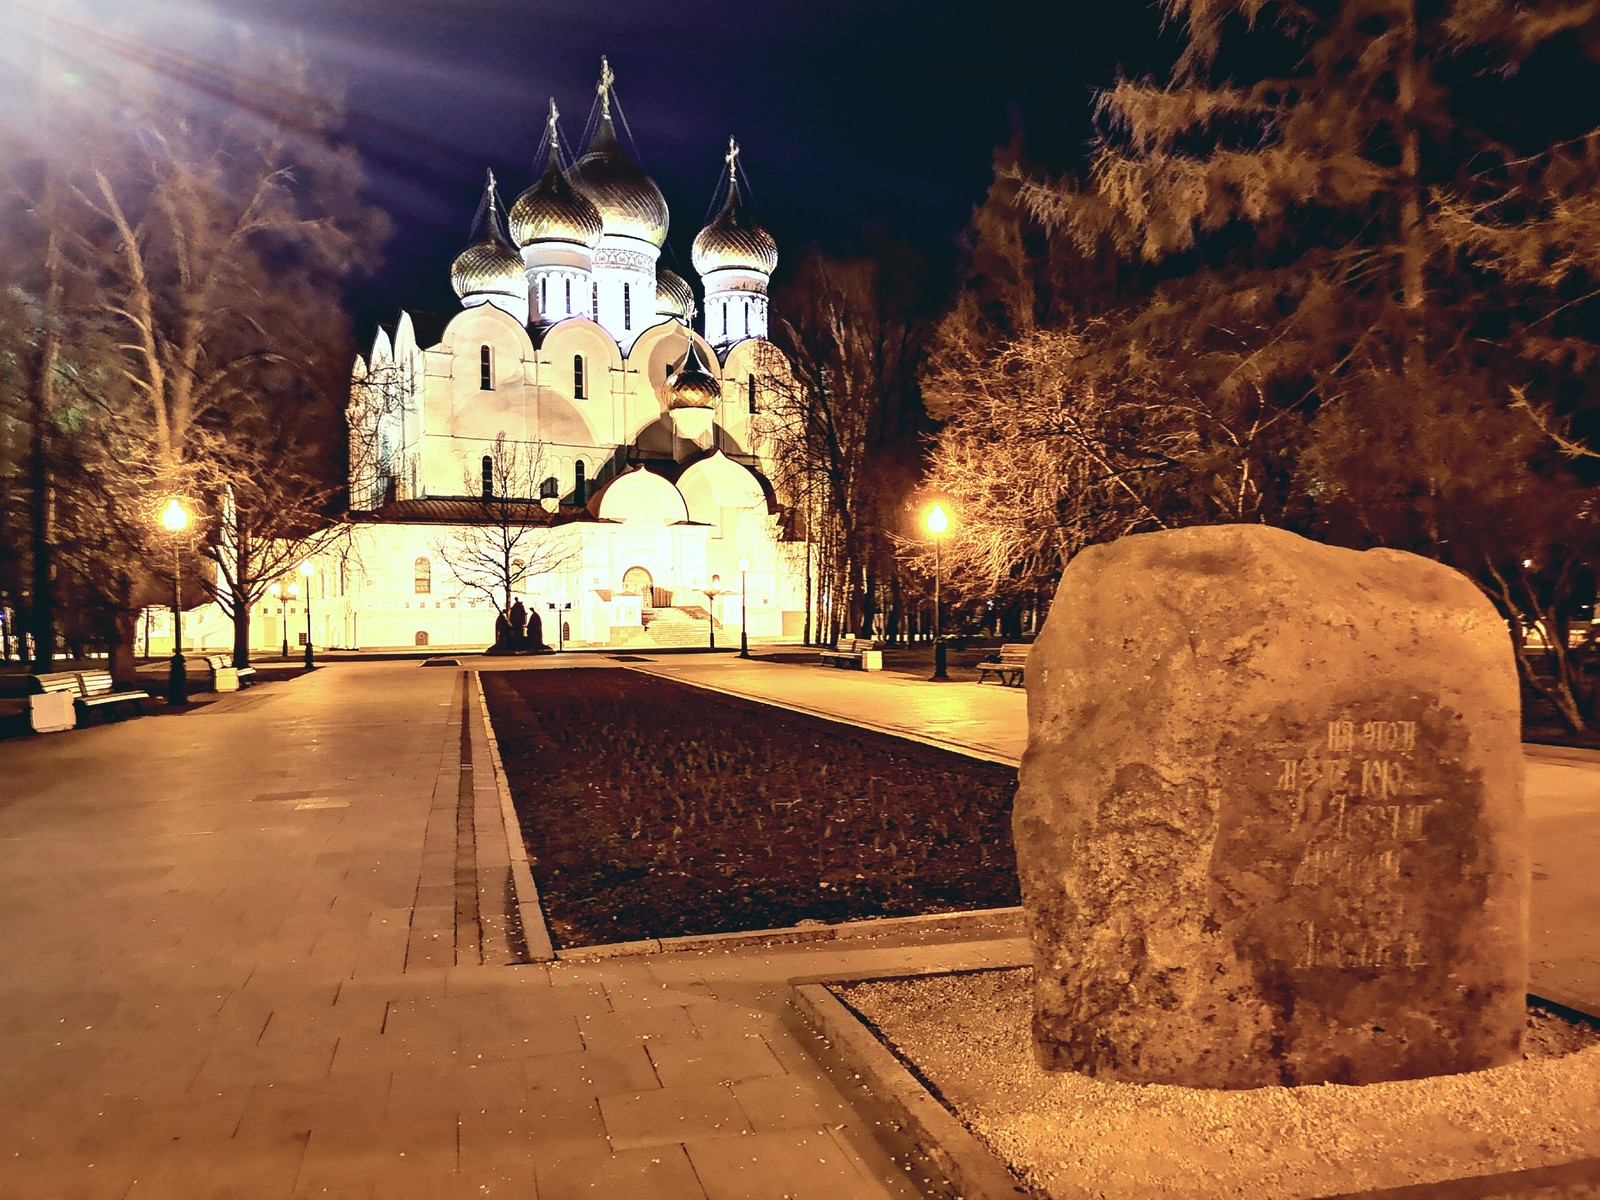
(570, 59), (669, 247)
(667, 339), (719, 410)
(656, 266), (694, 320)
(692, 139), (778, 276)
(510, 100), (604, 249)
(451, 171), (525, 300)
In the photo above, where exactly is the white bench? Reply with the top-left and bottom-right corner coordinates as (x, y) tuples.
(819, 637), (882, 671)
(977, 644), (1030, 687)
(30, 669), (149, 726)
(201, 654), (257, 691)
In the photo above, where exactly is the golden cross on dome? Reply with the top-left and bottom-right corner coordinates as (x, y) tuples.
(598, 56), (614, 118)
(726, 137), (740, 184)
(547, 97), (560, 138)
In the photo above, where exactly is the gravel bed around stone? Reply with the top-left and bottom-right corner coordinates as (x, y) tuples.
(839, 969), (1600, 1198)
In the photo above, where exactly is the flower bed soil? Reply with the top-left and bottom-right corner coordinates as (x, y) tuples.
(481, 667), (1019, 947)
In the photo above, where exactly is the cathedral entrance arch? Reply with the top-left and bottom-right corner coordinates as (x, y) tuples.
(622, 566), (654, 609)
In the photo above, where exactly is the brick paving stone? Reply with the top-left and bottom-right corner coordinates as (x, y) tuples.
(457, 1094), (611, 1164)
(730, 1074), (857, 1133)
(576, 1003), (697, 1048)
(686, 1129), (889, 1200)
(0, 1156), (143, 1200)
(643, 1027), (785, 1089)
(598, 1081), (752, 1151)
(522, 1043), (661, 1098)
(535, 1144), (706, 1200)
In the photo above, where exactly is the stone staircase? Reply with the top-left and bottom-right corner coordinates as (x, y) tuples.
(618, 606), (722, 648)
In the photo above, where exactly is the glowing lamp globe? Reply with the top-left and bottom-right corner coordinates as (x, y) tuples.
(926, 504), (949, 536)
(738, 557), (750, 573)
(160, 498), (190, 533)
(299, 560), (314, 579)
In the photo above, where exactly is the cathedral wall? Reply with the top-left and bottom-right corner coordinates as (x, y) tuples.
(592, 236), (660, 353)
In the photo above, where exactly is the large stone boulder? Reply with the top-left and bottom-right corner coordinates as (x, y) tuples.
(1014, 526), (1528, 1088)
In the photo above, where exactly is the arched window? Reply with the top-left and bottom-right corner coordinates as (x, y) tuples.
(722, 303), (729, 338)
(479, 345), (492, 390)
(573, 355), (586, 399)
(415, 631), (429, 646)
(540, 277), (548, 312)
(481, 454), (493, 498)
(565, 277), (572, 313)
(414, 556), (431, 595)
(748, 375), (758, 414)
(591, 281), (599, 319)
(623, 282), (632, 330)
(574, 459), (586, 504)
(540, 476), (559, 499)
(743, 300), (750, 336)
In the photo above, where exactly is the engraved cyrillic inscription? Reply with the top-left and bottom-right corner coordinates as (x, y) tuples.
(1276, 714), (1430, 970)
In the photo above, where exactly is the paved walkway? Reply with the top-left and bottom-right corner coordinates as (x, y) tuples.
(3, 653), (1599, 1198)
(0, 659), (1023, 1199)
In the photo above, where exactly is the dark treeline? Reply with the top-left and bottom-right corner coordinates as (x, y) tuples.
(900, 0), (1600, 732)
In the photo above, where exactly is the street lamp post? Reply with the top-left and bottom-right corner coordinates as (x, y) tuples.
(702, 575), (721, 650)
(737, 557), (750, 659)
(160, 498), (190, 705)
(299, 560), (314, 669)
(926, 503), (949, 681)
(287, 581), (299, 660)
(269, 582), (287, 658)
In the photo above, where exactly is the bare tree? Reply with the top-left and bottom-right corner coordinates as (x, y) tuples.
(432, 434), (581, 616)
(757, 248), (930, 645)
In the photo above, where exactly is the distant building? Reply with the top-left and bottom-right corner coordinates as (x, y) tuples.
(217, 59), (805, 655)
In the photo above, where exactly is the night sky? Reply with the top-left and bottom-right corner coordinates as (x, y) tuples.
(230, 0), (1175, 335)
(3, 1), (1178, 335)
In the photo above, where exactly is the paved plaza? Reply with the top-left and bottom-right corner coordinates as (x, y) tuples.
(1, 653), (1597, 1197)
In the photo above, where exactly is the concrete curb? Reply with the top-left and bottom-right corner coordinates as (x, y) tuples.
(554, 906), (1026, 962)
(471, 671), (556, 963)
(791, 982), (1031, 1199)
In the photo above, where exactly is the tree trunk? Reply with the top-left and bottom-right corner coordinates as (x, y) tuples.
(233, 607), (252, 669)
(859, 562), (879, 641)
(1000, 600), (1023, 639)
(27, 191), (63, 674)
(232, 521), (253, 667)
(802, 535), (814, 647)
(107, 608), (139, 687)
(1396, 0), (1427, 377)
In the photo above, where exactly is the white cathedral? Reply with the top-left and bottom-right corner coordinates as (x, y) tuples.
(213, 60), (807, 655)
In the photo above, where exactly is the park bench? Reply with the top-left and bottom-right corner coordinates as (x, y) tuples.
(30, 669), (149, 728)
(818, 637), (882, 671)
(201, 654), (256, 692)
(977, 643), (1030, 687)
